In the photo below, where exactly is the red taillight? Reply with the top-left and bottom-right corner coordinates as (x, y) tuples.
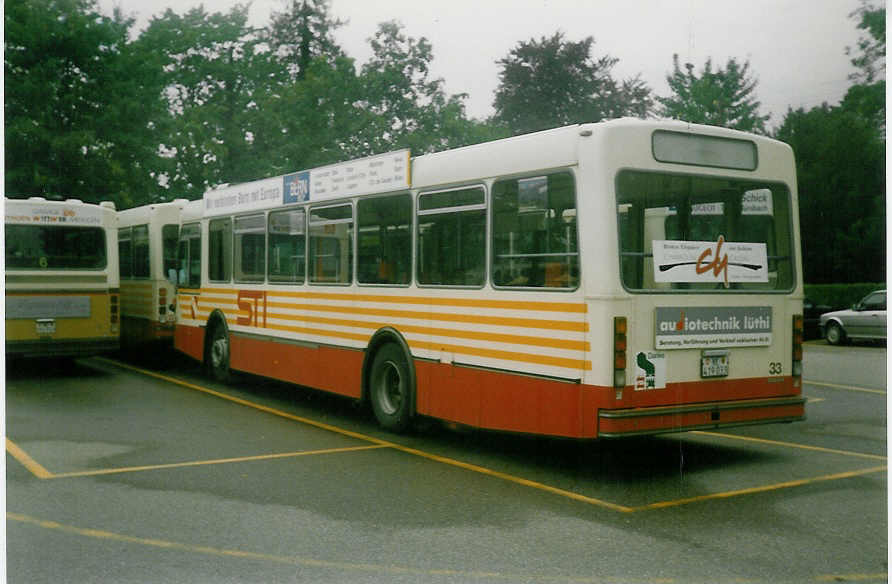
(792, 314), (803, 377)
(159, 287), (167, 316)
(614, 317), (627, 388)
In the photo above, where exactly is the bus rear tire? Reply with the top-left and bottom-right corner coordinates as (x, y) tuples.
(369, 343), (413, 432)
(206, 323), (231, 383)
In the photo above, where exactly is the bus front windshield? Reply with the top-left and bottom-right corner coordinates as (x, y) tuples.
(617, 170), (795, 292)
(5, 225), (107, 270)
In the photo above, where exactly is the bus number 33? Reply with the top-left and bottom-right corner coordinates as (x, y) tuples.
(768, 362), (783, 375)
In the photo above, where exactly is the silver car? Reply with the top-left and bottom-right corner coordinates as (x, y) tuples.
(819, 290), (886, 345)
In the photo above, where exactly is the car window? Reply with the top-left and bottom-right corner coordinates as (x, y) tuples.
(862, 292), (886, 310)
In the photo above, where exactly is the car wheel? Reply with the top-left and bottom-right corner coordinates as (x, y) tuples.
(825, 322), (846, 346)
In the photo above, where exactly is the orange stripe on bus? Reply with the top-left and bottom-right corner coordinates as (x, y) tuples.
(266, 312), (589, 351)
(198, 287), (586, 313)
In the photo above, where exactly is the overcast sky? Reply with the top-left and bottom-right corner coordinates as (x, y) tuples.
(97, 0), (866, 127)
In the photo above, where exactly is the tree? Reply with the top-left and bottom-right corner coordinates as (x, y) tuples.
(358, 21), (494, 154)
(492, 32), (653, 135)
(843, 0), (885, 132)
(775, 105), (884, 284)
(658, 55), (769, 133)
(266, 0), (345, 81)
(136, 4), (281, 198)
(5, 0), (163, 207)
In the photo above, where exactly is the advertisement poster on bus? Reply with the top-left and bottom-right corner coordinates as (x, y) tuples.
(655, 306), (773, 349)
(652, 237), (769, 288)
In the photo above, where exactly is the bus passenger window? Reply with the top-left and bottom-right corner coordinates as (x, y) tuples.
(492, 172), (578, 289)
(209, 218), (232, 282)
(132, 224), (150, 278)
(268, 208), (305, 284)
(234, 214), (265, 283)
(416, 186), (485, 287)
(358, 194), (411, 285)
(118, 227), (132, 279)
(309, 204), (353, 284)
(177, 223), (201, 288)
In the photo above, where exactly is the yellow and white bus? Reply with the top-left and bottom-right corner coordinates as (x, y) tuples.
(174, 119), (806, 437)
(5, 197), (120, 358)
(117, 199), (188, 347)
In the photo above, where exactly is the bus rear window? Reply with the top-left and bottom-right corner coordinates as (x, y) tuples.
(6, 225), (107, 270)
(616, 170), (795, 292)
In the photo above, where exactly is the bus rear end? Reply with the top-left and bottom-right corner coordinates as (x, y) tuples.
(5, 197), (120, 358)
(591, 121), (805, 437)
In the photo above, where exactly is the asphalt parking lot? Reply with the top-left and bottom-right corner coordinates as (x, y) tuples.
(6, 342), (887, 583)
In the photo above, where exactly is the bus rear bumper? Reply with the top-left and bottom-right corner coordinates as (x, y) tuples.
(6, 337), (120, 359)
(596, 395), (806, 438)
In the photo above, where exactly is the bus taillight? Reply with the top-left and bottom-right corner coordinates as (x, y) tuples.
(159, 287), (167, 317)
(110, 294), (119, 333)
(614, 317), (627, 390)
(792, 314), (803, 379)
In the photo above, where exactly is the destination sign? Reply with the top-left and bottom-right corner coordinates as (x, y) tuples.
(204, 149), (411, 216)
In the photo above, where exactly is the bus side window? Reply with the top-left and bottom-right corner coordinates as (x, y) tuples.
(358, 193), (411, 285)
(209, 218), (232, 283)
(268, 208), (305, 284)
(492, 172), (578, 289)
(416, 186), (486, 287)
(132, 224), (150, 278)
(118, 227), (132, 279)
(234, 214), (266, 283)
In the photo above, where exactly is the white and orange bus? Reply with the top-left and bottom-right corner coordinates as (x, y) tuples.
(117, 200), (188, 347)
(5, 197), (120, 358)
(174, 119), (805, 437)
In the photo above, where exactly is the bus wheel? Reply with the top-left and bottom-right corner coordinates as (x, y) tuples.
(206, 324), (231, 383)
(369, 343), (413, 432)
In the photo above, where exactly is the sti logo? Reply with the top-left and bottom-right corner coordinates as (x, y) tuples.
(283, 171), (310, 204)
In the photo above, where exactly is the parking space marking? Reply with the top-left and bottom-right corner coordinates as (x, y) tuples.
(6, 439), (54, 479)
(8, 511), (662, 583)
(804, 380), (886, 395)
(84, 357), (887, 514)
(692, 431), (887, 461)
(632, 465), (887, 511)
(48, 445), (390, 479)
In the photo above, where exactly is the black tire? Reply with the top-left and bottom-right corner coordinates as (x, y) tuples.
(369, 343), (414, 432)
(206, 323), (231, 383)
(825, 322), (846, 346)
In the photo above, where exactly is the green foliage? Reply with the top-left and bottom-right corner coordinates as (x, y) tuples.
(804, 283), (886, 310)
(266, 0), (344, 81)
(776, 104), (885, 284)
(4, 0), (163, 206)
(135, 4), (284, 199)
(776, 2), (885, 286)
(492, 32), (653, 136)
(658, 55), (770, 133)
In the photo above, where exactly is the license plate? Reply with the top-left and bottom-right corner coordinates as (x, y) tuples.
(701, 351), (729, 378)
(36, 319), (56, 335)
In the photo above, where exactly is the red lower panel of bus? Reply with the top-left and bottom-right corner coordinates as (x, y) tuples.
(229, 334), (363, 399)
(173, 325), (804, 438)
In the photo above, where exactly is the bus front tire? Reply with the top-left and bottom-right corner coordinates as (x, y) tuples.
(369, 344), (413, 433)
(206, 324), (231, 383)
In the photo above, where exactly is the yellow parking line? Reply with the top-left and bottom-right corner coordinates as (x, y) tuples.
(96, 357), (633, 513)
(816, 574), (888, 582)
(632, 465), (886, 511)
(48, 445), (390, 479)
(804, 380), (885, 395)
(94, 357), (884, 514)
(6, 439), (54, 479)
(692, 431), (887, 461)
